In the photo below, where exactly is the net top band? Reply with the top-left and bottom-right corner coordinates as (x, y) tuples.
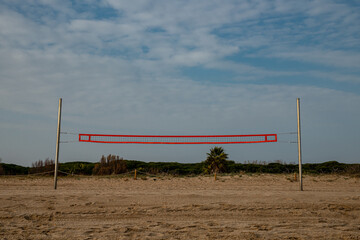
(78, 133), (277, 144)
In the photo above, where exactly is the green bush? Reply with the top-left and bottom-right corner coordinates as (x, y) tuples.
(59, 162), (95, 175)
(0, 163), (29, 175)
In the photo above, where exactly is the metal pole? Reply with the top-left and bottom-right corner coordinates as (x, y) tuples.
(54, 98), (62, 190)
(297, 98), (303, 191)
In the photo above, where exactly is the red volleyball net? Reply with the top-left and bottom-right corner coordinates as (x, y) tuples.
(78, 133), (277, 144)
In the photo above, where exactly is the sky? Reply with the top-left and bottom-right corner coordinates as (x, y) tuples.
(0, 0), (359, 166)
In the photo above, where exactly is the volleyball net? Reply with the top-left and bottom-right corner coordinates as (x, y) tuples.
(78, 133), (277, 144)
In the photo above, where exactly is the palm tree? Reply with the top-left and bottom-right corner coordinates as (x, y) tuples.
(203, 146), (229, 174)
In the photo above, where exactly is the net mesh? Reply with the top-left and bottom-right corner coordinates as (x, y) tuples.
(79, 134), (277, 144)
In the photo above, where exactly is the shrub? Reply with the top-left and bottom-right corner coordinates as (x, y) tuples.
(345, 164), (360, 175)
(59, 162), (95, 175)
(29, 158), (54, 174)
(92, 154), (127, 175)
(0, 158), (4, 175)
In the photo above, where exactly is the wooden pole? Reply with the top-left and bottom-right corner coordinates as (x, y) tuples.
(134, 169), (137, 180)
(297, 98), (303, 191)
(54, 98), (62, 190)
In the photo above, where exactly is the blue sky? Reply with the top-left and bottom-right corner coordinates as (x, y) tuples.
(0, 0), (359, 166)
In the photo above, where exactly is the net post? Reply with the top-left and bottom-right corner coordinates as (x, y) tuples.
(297, 98), (303, 191)
(54, 98), (62, 190)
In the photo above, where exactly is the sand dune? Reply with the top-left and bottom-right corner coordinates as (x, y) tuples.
(0, 174), (359, 239)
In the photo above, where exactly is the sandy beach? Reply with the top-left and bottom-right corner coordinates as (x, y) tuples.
(0, 174), (359, 239)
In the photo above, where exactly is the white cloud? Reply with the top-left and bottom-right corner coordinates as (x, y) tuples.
(308, 71), (360, 84)
(268, 47), (360, 70)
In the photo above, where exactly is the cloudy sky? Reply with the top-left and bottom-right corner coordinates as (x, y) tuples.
(0, 0), (359, 166)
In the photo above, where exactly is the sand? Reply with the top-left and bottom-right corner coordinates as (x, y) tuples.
(0, 174), (359, 239)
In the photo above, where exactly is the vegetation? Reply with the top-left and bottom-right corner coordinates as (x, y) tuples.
(29, 158), (54, 174)
(59, 161), (95, 175)
(0, 158), (4, 175)
(0, 156), (359, 177)
(125, 160), (204, 175)
(202, 147), (229, 174)
(92, 155), (127, 175)
(0, 163), (29, 175)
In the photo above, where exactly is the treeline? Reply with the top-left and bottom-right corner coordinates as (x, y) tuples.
(0, 157), (359, 176)
(123, 160), (360, 175)
(0, 163), (29, 175)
